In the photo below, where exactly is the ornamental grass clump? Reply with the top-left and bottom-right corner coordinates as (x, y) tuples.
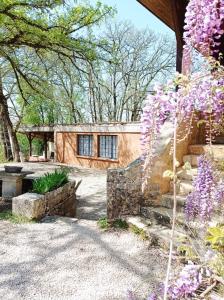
(32, 168), (69, 194)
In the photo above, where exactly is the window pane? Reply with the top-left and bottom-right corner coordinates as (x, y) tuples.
(98, 135), (117, 159)
(78, 135), (93, 156)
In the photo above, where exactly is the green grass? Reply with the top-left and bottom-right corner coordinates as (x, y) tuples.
(97, 217), (110, 230)
(0, 211), (36, 223)
(129, 224), (148, 240)
(97, 217), (129, 231)
(113, 218), (129, 229)
(32, 168), (69, 194)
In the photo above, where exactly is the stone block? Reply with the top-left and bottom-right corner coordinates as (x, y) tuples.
(12, 193), (45, 220)
(11, 180), (77, 220)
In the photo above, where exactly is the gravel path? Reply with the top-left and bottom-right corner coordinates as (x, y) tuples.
(0, 217), (167, 300)
(72, 168), (107, 220)
(0, 163), (168, 299)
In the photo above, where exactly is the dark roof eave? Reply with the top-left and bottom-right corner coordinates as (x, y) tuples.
(137, 0), (175, 31)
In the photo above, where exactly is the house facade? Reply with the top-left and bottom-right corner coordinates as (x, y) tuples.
(20, 122), (141, 169)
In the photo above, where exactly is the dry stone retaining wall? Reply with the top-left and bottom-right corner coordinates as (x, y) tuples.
(107, 119), (200, 220)
(107, 159), (157, 220)
(12, 181), (78, 220)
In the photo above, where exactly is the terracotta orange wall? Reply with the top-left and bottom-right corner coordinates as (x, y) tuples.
(55, 132), (141, 169)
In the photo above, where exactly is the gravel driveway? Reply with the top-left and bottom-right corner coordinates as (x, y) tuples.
(0, 217), (167, 300)
(0, 163), (167, 299)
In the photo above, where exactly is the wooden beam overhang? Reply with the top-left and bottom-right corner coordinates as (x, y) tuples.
(137, 0), (175, 30)
(137, 0), (188, 72)
(138, 0), (224, 69)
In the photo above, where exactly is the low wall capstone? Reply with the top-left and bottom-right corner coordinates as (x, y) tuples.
(12, 180), (78, 220)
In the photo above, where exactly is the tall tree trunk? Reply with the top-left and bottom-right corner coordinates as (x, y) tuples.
(0, 121), (8, 160)
(0, 73), (20, 162)
(0, 121), (13, 160)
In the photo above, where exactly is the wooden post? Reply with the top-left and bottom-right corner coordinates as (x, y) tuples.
(28, 133), (32, 157)
(170, 0), (188, 73)
(44, 133), (47, 160)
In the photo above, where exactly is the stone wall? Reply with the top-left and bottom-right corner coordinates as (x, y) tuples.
(107, 118), (199, 220)
(107, 160), (140, 220)
(12, 180), (79, 220)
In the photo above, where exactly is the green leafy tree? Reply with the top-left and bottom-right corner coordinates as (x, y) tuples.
(0, 0), (113, 161)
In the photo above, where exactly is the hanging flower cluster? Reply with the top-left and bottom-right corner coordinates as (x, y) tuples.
(214, 180), (224, 204)
(141, 70), (224, 186)
(141, 85), (176, 187)
(185, 155), (218, 220)
(167, 263), (203, 299)
(145, 263), (205, 300)
(184, 0), (224, 57)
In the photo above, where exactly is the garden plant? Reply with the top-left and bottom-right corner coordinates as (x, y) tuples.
(137, 0), (224, 299)
(32, 168), (69, 194)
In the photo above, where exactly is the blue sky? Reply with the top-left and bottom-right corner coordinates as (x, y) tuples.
(92, 0), (174, 35)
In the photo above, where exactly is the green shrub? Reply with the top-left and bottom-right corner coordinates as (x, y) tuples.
(32, 168), (69, 194)
(0, 211), (35, 223)
(206, 225), (224, 253)
(113, 219), (129, 229)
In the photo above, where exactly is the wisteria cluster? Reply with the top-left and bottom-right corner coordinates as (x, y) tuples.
(185, 155), (217, 220)
(141, 70), (224, 186)
(184, 0), (224, 58)
(145, 263), (203, 300)
(140, 86), (176, 187)
(167, 263), (202, 299)
(185, 154), (224, 220)
(214, 180), (224, 204)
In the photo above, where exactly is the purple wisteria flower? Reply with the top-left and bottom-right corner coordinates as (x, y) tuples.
(184, 0), (224, 57)
(127, 290), (137, 300)
(185, 155), (224, 221)
(146, 292), (158, 300)
(185, 155), (217, 221)
(214, 180), (224, 205)
(167, 263), (202, 299)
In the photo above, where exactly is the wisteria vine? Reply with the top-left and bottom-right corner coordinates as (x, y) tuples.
(141, 69), (224, 187)
(140, 0), (224, 299)
(183, 0), (224, 59)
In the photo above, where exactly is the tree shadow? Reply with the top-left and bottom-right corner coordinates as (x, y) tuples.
(0, 218), (166, 299)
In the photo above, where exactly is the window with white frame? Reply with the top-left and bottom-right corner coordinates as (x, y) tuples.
(98, 135), (118, 159)
(77, 135), (93, 156)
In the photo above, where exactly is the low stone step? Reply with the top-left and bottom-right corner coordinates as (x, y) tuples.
(141, 206), (185, 228)
(177, 168), (198, 181)
(125, 215), (151, 230)
(161, 193), (186, 211)
(183, 154), (200, 167)
(140, 206), (224, 239)
(179, 180), (193, 195)
(170, 180), (193, 195)
(126, 214), (188, 250)
(146, 224), (188, 250)
(189, 144), (224, 161)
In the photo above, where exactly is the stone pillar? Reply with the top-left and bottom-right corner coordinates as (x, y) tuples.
(0, 173), (26, 198)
